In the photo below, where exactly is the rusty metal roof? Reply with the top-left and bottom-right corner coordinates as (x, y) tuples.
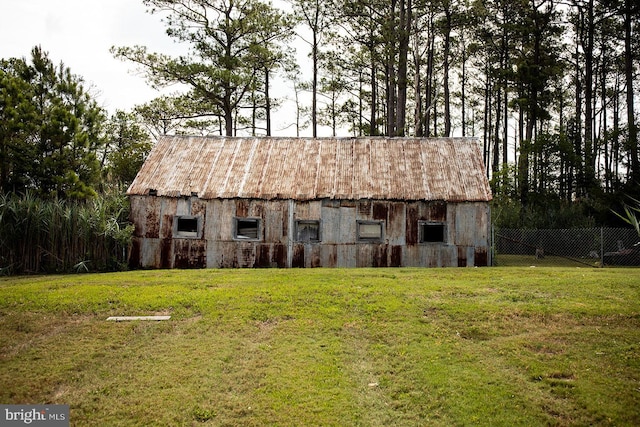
(127, 136), (492, 202)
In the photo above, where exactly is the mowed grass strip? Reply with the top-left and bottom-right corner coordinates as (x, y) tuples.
(0, 268), (639, 426)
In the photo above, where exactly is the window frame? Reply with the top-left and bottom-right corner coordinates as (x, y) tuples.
(357, 220), (384, 243)
(295, 220), (321, 243)
(174, 215), (202, 239)
(418, 221), (447, 244)
(233, 217), (262, 241)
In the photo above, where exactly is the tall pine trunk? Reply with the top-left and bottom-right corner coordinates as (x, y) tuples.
(624, 0), (638, 185)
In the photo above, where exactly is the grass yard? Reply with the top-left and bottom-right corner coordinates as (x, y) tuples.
(1, 267), (639, 426)
(494, 254), (603, 268)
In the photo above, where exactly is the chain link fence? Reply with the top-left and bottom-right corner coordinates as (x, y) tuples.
(493, 228), (640, 267)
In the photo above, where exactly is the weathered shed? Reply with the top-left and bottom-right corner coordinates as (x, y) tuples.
(127, 136), (492, 268)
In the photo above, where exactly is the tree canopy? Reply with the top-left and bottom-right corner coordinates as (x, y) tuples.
(0, 47), (151, 199)
(111, 0), (294, 137)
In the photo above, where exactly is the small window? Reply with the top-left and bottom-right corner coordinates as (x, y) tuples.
(419, 222), (446, 243)
(296, 220), (321, 242)
(175, 216), (200, 238)
(357, 221), (383, 242)
(234, 217), (261, 240)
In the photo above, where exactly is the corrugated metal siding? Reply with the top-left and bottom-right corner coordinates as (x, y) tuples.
(129, 197), (492, 269)
(127, 137), (492, 202)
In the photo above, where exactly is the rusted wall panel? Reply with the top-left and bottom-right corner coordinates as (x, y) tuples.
(320, 203), (340, 244)
(138, 238), (160, 268)
(144, 197), (161, 238)
(339, 207), (357, 244)
(309, 245), (322, 268)
(356, 244), (373, 267)
(453, 202), (489, 247)
(264, 201), (287, 243)
(131, 197), (491, 268)
(273, 243), (287, 267)
(191, 198), (207, 216)
(129, 197), (146, 238)
(207, 242), (239, 268)
(405, 203), (419, 245)
(475, 247), (489, 267)
(427, 201), (447, 222)
(321, 245), (338, 267)
(387, 202), (405, 245)
(373, 244), (388, 267)
(390, 245), (402, 267)
(294, 200), (322, 219)
(292, 243), (305, 268)
(159, 198), (177, 239)
(237, 242), (256, 268)
(372, 202), (388, 221)
(256, 244), (272, 268)
(235, 199), (249, 218)
(174, 239), (207, 269)
(457, 246), (467, 267)
(160, 238), (172, 268)
(291, 243), (323, 268)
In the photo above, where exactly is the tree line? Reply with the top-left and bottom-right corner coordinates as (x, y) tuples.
(110, 0), (638, 225)
(1, 0), (639, 231)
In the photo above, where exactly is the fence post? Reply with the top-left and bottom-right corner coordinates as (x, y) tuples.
(601, 227), (604, 267)
(491, 225), (495, 266)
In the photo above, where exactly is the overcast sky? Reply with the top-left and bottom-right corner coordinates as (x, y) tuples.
(1, 0), (319, 136)
(1, 0), (193, 113)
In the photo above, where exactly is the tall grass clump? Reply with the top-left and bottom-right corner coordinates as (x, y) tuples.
(0, 189), (132, 274)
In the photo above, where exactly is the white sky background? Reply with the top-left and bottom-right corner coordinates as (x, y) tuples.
(1, 0), (309, 136)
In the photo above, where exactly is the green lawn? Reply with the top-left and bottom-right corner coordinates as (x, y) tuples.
(494, 254), (603, 267)
(1, 267), (639, 426)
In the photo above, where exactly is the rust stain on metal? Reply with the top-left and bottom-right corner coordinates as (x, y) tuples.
(457, 246), (467, 267)
(128, 137), (492, 202)
(391, 246), (402, 267)
(310, 246), (322, 268)
(405, 204), (419, 245)
(292, 244), (305, 267)
(161, 214), (174, 239)
(191, 199), (207, 216)
(475, 247), (488, 267)
(327, 245), (338, 267)
(145, 209), (159, 238)
(236, 199), (249, 217)
(257, 244), (271, 268)
(274, 243), (286, 267)
(173, 239), (206, 268)
(428, 201), (447, 222)
(373, 244), (388, 267)
(373, 202), (388, 220)
(358, 200), (372, 216)
(160, 239), (172, 269)
(240, 245), (254, 267)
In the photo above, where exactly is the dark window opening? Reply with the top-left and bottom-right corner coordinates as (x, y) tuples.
(175, 216), (199, 238)
(296, 220), (320, 242)
(419, 222), (446, 243)
(235, 218), (260, 240)
(357, 221), (383, 242)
